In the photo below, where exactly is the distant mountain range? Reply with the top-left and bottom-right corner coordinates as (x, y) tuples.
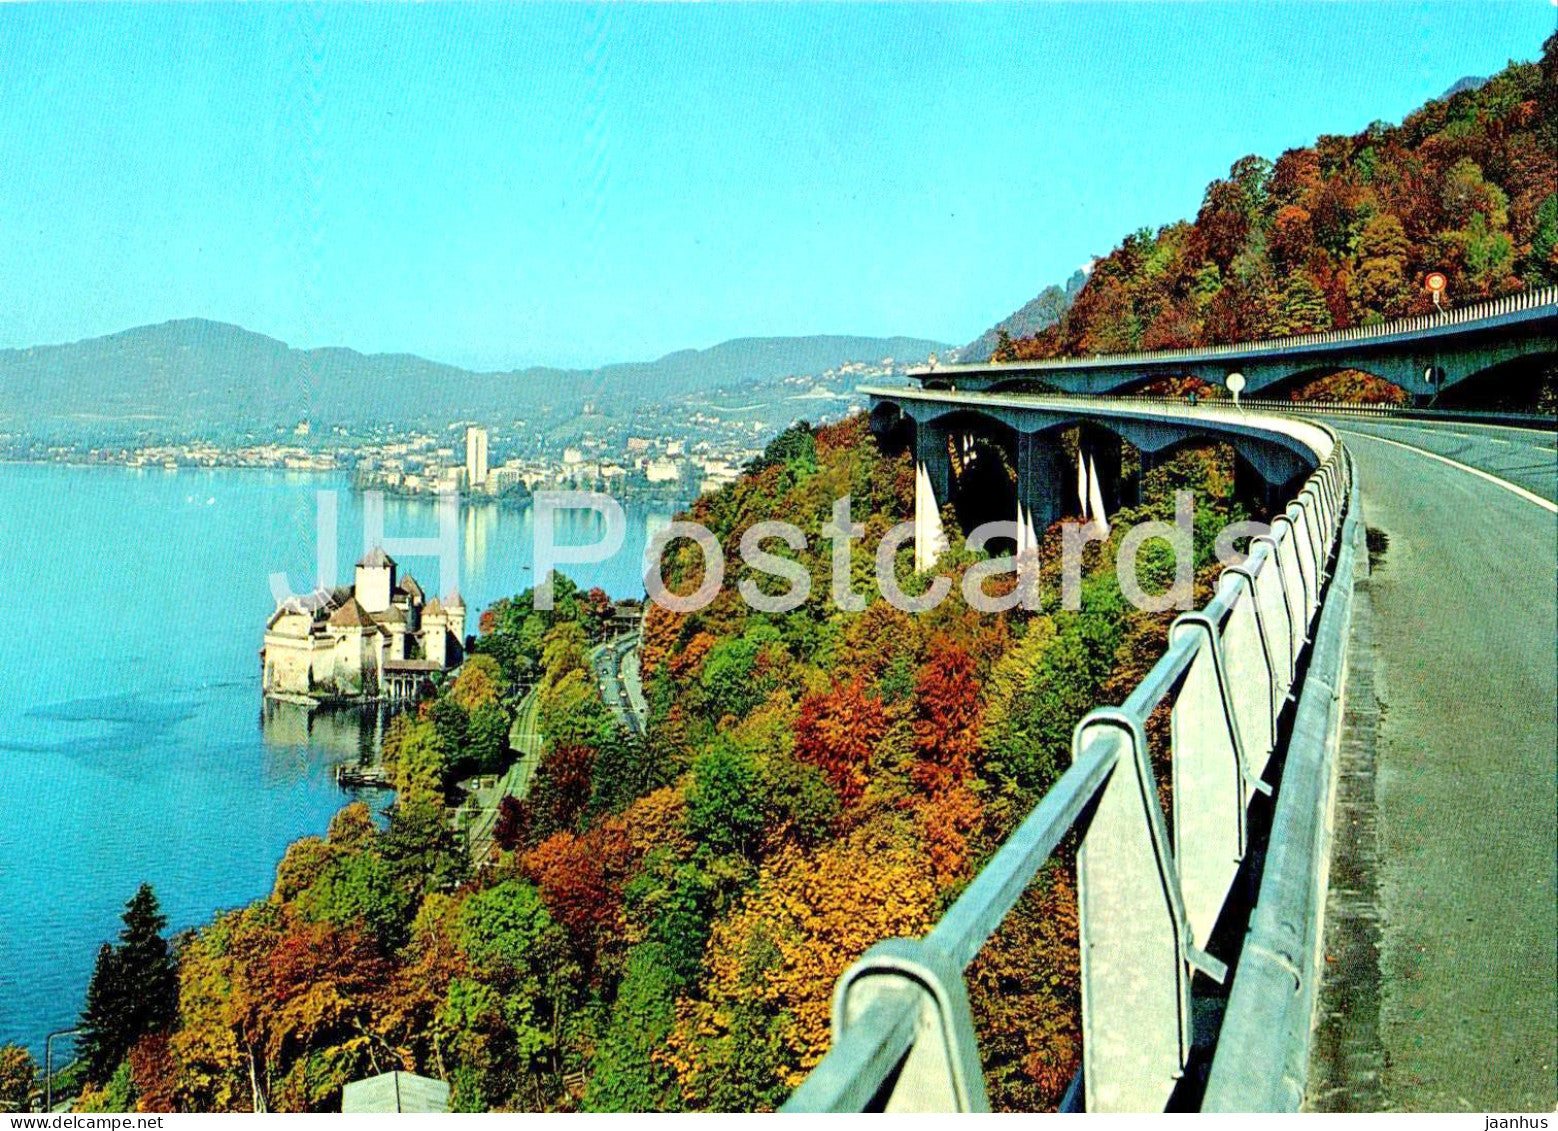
(957, 269), (1086, 363)
(1441, 75), (1487, 98)
(0, 319), (945, 435)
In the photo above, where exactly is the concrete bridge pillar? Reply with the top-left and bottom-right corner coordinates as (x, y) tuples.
(914, 423), (952, 572)
(1015, 431), (1068, 552)
(1093, 440), (1123, 515)
(1234, 443), (1310, 514)
(1234, 453), (1274, 513)
(1077, 428), (1123, 525)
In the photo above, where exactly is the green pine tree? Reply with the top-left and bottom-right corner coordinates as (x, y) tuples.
(77, 884), (178, 1082)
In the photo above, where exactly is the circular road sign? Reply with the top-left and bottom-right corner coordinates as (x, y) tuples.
(1425, 272), (1447, 293)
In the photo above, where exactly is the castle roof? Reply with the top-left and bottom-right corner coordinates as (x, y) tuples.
(396, 574), (425, 604)
(423, 597), (446, 617)
(357, 546), (396, 569)
(328, 596), (376, 629)
(266, 602), (306, 631)
(444, 588), (465, 608)
(268, 585), (355, 631)
(385, 659), (443, 673)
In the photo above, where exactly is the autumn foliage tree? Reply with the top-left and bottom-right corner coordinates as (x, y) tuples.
(0, 1045), (36, 1113)
(791, 677), (886, 805)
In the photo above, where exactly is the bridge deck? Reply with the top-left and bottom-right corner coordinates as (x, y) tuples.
(909, 287), (1558, 400)
(918, 286), (1557, 380)
(1309, 418), (1557, 1110)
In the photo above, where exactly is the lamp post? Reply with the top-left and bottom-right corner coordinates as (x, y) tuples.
(44, 1028), (80, 1112)
(1226, 371), (1246, 411)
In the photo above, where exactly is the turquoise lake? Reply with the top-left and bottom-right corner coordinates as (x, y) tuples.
(0, 462), (670, 1054)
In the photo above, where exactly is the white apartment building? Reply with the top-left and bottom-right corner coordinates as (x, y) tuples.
(465, 426), (489, 489)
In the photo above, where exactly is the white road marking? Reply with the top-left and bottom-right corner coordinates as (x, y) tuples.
(1343, 418), (1556, 455)
(1365, 420), (1557, 455)
(1343, 430), (1558, 515)
(1362, 419), (1557, 454)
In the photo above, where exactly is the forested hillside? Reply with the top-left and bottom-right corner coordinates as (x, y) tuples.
(998, 36), (1557, 361)
(27, 414), (1267, 1113)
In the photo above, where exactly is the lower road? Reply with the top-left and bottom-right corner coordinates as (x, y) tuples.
(593, 631), (647, 734)
(464, 689), (543, 863)
(1309, 417), (1557, 1111)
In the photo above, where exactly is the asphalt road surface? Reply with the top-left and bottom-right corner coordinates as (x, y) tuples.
(593, 632), (647, 735)
(1309, 418), (1557, 1111)
(1315, 414), (1557, 503)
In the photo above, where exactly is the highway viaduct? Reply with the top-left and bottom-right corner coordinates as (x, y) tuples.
(915, 285), (1557, 402)
(784, 292), (1556, 1113)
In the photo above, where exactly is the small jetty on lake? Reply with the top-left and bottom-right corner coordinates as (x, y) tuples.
(335, 762), (393, 790)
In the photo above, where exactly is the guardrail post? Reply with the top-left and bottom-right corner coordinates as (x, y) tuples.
(1277, 509), (1318, 629)
(1314, 466), (1337, 530)
(829, 939), (990, 1112)
(1076, 710), (1220, 1111)
(1297, 488), (1327, 584)
(1170, 608), (1255, 949)
(1261, 525), (1306, 663)
(1222, 560), (1283, 758)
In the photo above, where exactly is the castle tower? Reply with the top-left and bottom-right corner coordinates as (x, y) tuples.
(444, 589), (467, 649)
(422, 597), (449, 668)
(355, 546), (396, 614)
(442, 588), (464, 669)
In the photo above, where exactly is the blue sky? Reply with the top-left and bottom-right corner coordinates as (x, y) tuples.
(0, 2), (1550, 369)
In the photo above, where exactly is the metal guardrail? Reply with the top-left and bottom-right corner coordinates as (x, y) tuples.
(1229, 399), (1556, 431)
(1016, 393), (1558, 431)
(918, 285), (1557, 376)
(1260, 403), (1557, 430)
(1095, 393), (1407, 417)
(1203, 466), (1363, 1111)
(783, 416), (1356, 1113)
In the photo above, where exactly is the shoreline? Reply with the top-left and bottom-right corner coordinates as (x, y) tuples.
(0, 457), (699, 507)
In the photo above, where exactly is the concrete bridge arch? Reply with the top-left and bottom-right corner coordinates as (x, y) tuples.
(872, 392), (1321, 570)
(912, 288), (1558, 406)
(1434, 348), (1558, 410)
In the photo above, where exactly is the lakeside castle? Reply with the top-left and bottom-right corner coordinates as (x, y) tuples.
(262, 547), (466, 702)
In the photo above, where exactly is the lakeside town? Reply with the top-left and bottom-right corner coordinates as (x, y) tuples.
(0, 359), (908, 501)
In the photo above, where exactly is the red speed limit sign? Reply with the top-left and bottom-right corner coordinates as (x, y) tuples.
(1425, 272), (1447, 293)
